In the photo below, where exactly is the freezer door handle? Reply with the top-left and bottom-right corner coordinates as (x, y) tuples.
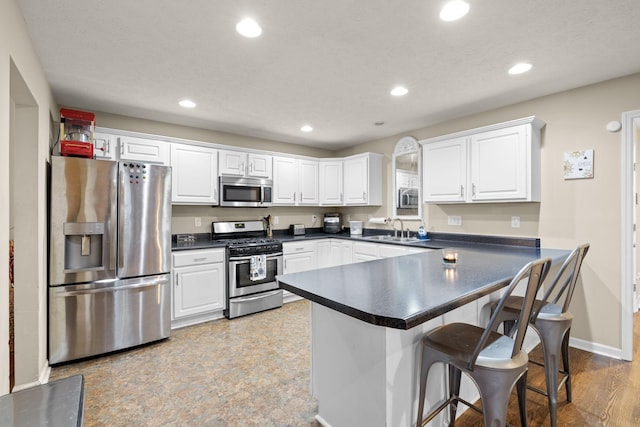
(57, 280), (167, 296)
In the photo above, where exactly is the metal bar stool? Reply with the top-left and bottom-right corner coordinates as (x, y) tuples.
(492, 243), (589, 427)
(416, 257), (551, 427)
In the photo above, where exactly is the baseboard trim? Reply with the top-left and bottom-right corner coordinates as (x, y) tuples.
(570, 336), (622, 360)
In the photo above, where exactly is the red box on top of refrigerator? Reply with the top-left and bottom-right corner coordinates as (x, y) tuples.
(59, 108), (95, 158)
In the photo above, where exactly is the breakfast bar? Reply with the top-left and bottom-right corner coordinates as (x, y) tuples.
(276, 246), (569, 427)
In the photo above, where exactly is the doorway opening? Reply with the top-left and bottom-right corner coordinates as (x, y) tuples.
(622, 109), (640, 361)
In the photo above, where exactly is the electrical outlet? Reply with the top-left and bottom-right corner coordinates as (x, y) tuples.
(194, 217), (201, 227)
(447, 215), (462, 226)
(273, 216), (279, 225)
(511, 216), (521, 228)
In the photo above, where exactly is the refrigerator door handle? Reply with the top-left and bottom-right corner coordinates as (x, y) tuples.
(58, 280), (167, 296)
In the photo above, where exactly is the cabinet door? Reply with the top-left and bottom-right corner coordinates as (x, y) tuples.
(171, 144), (218, 204)
(319, 160), (343, 205)
(340, 241), (353, 265)
(423, 137), (468, 203)
(119, 136), (169, 165)
(343, 156), (368, 205)
(284, 251), (317, 274)
(377, 244), (407, 259)
(173, 263), (224, 319)
(273, 156), (298, 204)
(470, 125), (527, 201)
(93, 131), (116, 160)
(248, 153), (272, 178)
(219, 150), (246, 176)
(298, 159), (319, 205)
(317, 241), (332, 268)
(352, 242), (378, 263)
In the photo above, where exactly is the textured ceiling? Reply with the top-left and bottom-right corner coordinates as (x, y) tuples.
(17, 0), (640, 149)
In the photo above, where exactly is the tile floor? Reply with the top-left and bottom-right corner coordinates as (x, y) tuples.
(50, 300), (319, 426)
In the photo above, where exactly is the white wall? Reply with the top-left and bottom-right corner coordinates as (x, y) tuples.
(1, 0), (58, 394)
(337, 73), (640, 352)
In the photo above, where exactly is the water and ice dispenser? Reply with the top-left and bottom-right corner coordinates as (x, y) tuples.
(63, 222), (105, 272)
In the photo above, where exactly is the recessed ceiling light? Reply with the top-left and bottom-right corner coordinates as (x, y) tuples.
(178, 99), (196, 108)
(440, 1), (470, 21)
(236, 18), (262, 38)
(374, 121), (385, 126)
(301, 125), (313, 132)
(390, 86), (408, 96)
(508, 63), (533, 75)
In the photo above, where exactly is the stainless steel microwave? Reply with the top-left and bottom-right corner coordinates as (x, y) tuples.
(219, 176), (272, 207)
(398, 187), (419, 209)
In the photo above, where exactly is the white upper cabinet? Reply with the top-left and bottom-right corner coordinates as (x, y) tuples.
(422, 116), (544, 203)
(423, 137), (468, 203)
(92, 131), (117, 160)
(170, 143), (218, 205)
(273, 156), (319, 205)
(219, 149), (272, 178)
(343, 153), (383, 205)
(319, 160), (344, 206)
(119, 136), (170, 165)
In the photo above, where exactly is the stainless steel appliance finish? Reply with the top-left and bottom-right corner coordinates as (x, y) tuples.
(323, 212), (342, 233)
(219, 176), (272, 207)
(48, 156), (172, 364)
(398, 187), (419, 209)
(212, 220), (283, 319)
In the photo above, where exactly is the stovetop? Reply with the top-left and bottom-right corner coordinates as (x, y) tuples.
(222, 238), (283, 256)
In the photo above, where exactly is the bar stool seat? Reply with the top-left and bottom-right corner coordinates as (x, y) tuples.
(416, 257), (551, 427)
(492, 243), (589, 427)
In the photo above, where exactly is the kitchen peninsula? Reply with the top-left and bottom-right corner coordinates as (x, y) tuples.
(276, 244), (569, 427)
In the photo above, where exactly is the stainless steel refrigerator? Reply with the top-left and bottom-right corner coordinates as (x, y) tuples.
(48, 156), (172, 364)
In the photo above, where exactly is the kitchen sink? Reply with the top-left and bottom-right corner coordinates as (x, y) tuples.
(362, 235), (421, 243)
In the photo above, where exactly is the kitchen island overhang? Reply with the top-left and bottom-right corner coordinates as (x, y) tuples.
(276, 246), (570, 329)
(276, 246), (570, 427)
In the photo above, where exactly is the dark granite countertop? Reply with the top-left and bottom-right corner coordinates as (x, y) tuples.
(172, 228), (541, 251)
(0, 374), (84, 427)
(276, 246), (569, 330)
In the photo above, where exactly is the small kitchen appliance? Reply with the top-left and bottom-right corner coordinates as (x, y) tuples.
(289, 224), (305, 235)
(59, 108), (95, 159)
(212, 220), (283, 319)
(48, 156), (172, 364)
(349, 220), (363, 236)
(323, 212), (342, 233)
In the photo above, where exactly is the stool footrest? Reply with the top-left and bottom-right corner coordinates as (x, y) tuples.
(419, 396), (482, 426)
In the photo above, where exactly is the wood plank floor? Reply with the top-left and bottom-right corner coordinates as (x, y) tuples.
(455, 313), (640, 426)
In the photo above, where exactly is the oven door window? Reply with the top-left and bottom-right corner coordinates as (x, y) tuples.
(234, 258), (278, 288)
(223, 185), (262, 203)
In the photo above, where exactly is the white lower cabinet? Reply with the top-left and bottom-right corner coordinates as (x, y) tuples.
(171, 248), (225, 328)
(352, 242), (378, 263)
(283, 241), (318, 302)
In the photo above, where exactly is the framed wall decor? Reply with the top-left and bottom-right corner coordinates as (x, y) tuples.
(564, 149), (594, 180)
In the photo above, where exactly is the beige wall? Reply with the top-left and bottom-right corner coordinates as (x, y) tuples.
(1, 0), (58, 393)
(338, 73), (640, 350)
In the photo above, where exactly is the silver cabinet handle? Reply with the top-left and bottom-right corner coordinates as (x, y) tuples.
(299, 192), (303, 201)
(192, 257), (207, 262)
(460, 185), (464, 197)
(293, 193), (296, 203)
(472, 184), (476, 197)
(119, 140), (124, 155)
(175, 275), (180, 287)
(363, 192), (367, 200)
(104, 139), (110, 155)
(340, 193), (343, 202)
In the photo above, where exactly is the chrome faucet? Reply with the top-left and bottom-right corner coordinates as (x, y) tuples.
(392, 218), (404, 238)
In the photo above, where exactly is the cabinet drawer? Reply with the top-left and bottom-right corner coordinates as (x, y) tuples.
(283, 240), (317, 254)
(352, 242), (378, 257)
(172, 249), (224, 267)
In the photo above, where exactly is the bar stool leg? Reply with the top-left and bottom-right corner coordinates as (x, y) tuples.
(448, 365), (462, 426)
(473, 366), (527, 427)
(537, 322), (567, 427)
(561, 328), (572, 402)
(517, 372), (528, 427)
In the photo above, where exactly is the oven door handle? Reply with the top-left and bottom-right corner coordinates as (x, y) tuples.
(231, 289), (282, 302)
(228, 252), (283, 262)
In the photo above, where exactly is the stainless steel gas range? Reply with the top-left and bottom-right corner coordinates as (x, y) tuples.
(212, 220), (283, 319)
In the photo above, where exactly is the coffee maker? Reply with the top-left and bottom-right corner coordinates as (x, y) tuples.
(323, 213), (342, 233)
